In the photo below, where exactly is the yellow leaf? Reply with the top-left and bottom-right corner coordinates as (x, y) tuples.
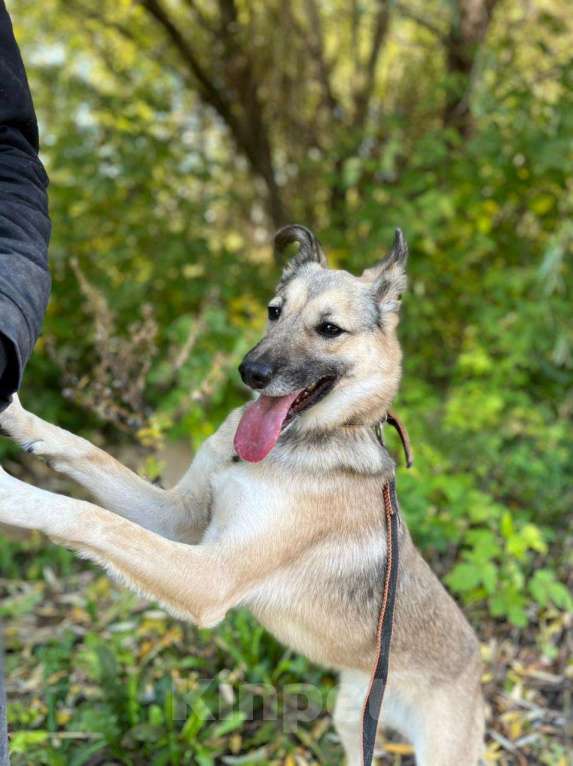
(224, 233), (244, 252)
(139, 640), (154, 658)
(505, 710), (523, 740)
(230, 733), (242, 754)
(484, 740), (501, 762)
(183, 264), (205, 279)
(57, 710), (72, 726)
(88, 576), (111, 598)
(383, 742), (415, 755)
(70, 606), (91, 624)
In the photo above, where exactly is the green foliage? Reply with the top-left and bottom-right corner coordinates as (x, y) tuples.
(2, 534), (338, 764)
(9, 0), (573, 628)
(2, 0), (573, 761)
(2, 532), (569, 764)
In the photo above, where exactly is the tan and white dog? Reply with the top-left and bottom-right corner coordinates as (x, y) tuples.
(0, 225), (484, 764)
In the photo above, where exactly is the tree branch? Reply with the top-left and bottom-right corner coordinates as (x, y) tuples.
(395, 2), (448, 42)
(302, 0), (340, 117)
(140, 0), (287, 227)
(214, 0), (287, 227)
(443, 0), (502, 137)
(353, 0), (391, 128)
(181, 0), (217, 35)
(66, 0), (193, 96)
(140, 0), (241, 139)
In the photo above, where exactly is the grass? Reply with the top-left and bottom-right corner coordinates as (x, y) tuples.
(2, 532), (341, 766)
(0, 481), (571, 765)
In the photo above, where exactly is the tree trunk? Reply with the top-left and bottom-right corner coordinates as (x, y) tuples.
(444, 0), (499, 138)
(142, 0), (288, 233)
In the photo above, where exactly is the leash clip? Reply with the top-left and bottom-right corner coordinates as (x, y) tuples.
(375, 410), (413, 469)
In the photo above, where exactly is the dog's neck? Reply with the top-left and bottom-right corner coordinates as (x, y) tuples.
(272, 422), (396, 478)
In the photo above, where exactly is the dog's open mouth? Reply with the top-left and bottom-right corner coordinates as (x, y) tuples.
(233, 376), (337, 463)
(284, 376), (337, 424)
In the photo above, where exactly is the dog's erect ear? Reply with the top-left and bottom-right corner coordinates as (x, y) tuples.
(362, 228), (408, 313)
(275, 225), (327, 282)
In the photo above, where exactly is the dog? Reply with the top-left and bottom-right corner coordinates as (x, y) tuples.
(0, 225), (484, 764)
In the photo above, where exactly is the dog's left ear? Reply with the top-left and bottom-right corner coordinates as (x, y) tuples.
(275, 224), (327, 283)
(362, 228), (408, 313)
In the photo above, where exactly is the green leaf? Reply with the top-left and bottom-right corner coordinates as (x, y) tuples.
(209, 711), (247, 739)
(446, 563), (482, 592)
(481, 562), (498, 594)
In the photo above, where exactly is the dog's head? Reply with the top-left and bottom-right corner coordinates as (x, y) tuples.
(234, 224), (408, 462)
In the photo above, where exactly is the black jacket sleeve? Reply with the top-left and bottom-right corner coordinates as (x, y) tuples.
(0, 0), (51, 403)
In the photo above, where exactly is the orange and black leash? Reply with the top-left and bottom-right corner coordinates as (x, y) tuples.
(361, 411), (412, 766)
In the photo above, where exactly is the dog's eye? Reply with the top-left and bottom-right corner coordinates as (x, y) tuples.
(316, 322), (344, 338)
(268, 305), (281, 321)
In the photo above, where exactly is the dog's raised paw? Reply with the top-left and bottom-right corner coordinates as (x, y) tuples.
(0, 396), (39, 448)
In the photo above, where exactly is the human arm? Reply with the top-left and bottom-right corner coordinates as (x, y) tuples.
(0, 0), (51, 406)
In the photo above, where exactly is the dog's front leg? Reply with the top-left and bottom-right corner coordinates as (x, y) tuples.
(0, 396), (238, 542)
(0, 467), (252, 627)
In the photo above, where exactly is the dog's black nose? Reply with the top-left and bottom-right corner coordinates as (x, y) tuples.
(239, 358), (273, 390)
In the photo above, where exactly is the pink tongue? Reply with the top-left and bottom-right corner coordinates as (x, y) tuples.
(234, 392), (301, 462)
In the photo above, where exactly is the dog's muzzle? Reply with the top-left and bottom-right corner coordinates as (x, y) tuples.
(238, 357), (274, 390)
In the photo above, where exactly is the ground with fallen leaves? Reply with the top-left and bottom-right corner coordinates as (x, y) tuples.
(0, 461), (571, 765)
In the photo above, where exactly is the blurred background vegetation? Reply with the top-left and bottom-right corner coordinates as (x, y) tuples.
(1, 0), (572, 763)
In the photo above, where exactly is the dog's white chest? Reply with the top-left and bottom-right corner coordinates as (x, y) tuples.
(203, 463), (288, 543)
